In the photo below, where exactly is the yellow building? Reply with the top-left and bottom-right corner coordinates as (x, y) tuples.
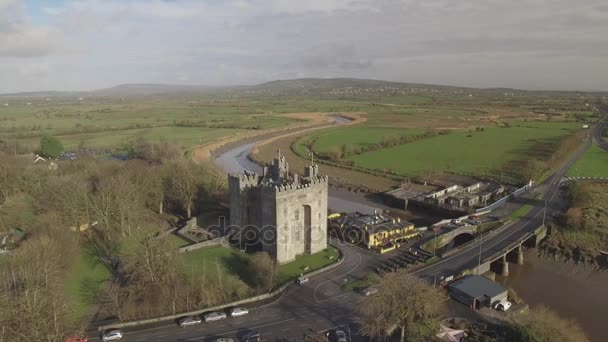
(365, 218), (418, 253)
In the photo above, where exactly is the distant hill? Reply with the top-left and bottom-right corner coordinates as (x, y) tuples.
(90, 84), (221, 97)
(2, 78), (606, 98)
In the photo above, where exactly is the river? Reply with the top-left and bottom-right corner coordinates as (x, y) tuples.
(496, 251), (608, 342)
(213, 116), (385, 214)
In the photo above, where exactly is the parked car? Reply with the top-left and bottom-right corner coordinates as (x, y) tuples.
(213, 338), (235, 342)
(178, 316), (202, 327)
(362, 287), (379, 296)
(101, 330), (123, 341)
(494, 300), (512, 312)
(296, 277), (309, 285)
(335, 330), (347, 342)
(451, 219), (462, 224)
(204, 311), (227, 322)
(230, 307), (249, 317)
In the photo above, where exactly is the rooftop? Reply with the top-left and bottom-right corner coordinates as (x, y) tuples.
(449, 275), (507, 299)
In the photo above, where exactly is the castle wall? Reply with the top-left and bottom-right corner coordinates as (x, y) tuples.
(272, 178), (328, 264)
(228, 169), (328, 265)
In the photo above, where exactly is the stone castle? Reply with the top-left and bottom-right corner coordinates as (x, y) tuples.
(228, 151), (328, 264)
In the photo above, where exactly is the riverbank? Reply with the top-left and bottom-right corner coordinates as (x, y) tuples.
(496, 250), (608, 342)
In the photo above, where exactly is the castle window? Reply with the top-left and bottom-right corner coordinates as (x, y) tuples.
(295, 210), (299, 220)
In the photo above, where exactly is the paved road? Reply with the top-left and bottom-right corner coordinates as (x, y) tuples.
(91, 240), (383, 342)
(95, 112), (606, 342)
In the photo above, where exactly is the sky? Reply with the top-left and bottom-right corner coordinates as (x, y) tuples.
(1, 0), (607, 93)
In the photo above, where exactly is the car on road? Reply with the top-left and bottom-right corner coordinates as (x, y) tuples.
(230, 307), (249, 317)
(204, 312), (227, 322)
(101, 329), (123, 341)
(213, 338), (235, 342)
(362, 287), (379, 296)
(178, 316), (202, 327)
(494, 300), (512, 312)
(241, 330), (261, 342)
(296, 277), (309, 285)
(335, 330), (347, 342)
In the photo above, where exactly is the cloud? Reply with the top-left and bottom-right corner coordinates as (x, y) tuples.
(0, 0), (68, 57)
(2, 0), (608, 92)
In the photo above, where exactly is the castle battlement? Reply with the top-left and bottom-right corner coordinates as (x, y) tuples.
(228, 152), (328, 264)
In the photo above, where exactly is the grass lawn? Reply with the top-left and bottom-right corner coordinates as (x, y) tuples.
(567, 144), (608, 177)
(276, 246), (339, 284)
(179, 246), (250, 282)
(343, 272), (380, 292)
(509, 195), (542, 220)
(63, 250), (111, 323)
(179, 245), (339, 287)
(347, 122), (580, 180)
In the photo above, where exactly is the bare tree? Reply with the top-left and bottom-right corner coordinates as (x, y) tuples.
(357, 270), (442, 342)
(247, 252), (277, 292)
(515, 306), (589, 342)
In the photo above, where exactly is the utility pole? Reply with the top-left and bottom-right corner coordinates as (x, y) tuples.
(477, 232), (483, 274)
(542, 199), (548, 226)
(433, 229), (438, 256)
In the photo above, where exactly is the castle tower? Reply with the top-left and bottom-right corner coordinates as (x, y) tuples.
(228, 154), (328, 264)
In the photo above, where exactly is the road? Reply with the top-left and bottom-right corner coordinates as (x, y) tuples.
(95, 113), (606, 341)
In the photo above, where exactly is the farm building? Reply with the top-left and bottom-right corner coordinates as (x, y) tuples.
(448, 275), (508, 309)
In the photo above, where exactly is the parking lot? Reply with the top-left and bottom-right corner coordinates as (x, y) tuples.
(374, 248), (434, 275)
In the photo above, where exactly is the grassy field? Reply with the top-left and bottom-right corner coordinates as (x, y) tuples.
(63, 250), (111, 323)
(347, 122), (581, 180)
(567, 144), (608, 177)
(178, 245), (339, 287)
(303, 126), (426, 155)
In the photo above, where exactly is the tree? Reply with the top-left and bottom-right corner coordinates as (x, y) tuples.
(357, 270), (442, 342)
(247, 252), (276, 291)
(39, 135), (64, 159)
(166, 161), (201, 219)
(514, 306), (589, 342)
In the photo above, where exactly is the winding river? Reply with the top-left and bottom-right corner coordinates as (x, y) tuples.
(213, 116), (383, 214)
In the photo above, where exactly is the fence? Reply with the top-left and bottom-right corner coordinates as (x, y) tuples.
(178, 236), (229, 253)
(475, 181), (535, 213)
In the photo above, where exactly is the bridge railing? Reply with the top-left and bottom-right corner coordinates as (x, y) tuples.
(475, 181), (535, 213)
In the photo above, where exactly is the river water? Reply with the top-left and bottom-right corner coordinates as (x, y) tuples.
(213, 117), (383, 214)
(496, 251), (608, 342)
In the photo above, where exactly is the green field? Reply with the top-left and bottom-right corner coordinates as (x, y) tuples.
(305, 126), (426, 155)
(347, 122), (580, 179)
(63, 251), (111, 322)
(568, 144), (608, 177)
(178, 245), (339, 287)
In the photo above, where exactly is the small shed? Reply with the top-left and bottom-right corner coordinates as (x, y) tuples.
(448, 275), (507, 309)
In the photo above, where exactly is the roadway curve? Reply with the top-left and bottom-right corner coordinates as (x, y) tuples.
(95, 113), (606, 342)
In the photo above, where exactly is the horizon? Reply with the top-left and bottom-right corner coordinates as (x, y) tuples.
(1, 0), (607, 93)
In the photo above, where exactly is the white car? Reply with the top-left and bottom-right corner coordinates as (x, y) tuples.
(178, 316), (202, 327)
(204, 311), (227, 322)
(297, 277), (309, 285)
(230, 308), (249, 317)
(335, 330), (347, 342)
(362, 287), (378, 296)
(101, 329), (123, 341)
(494, 300), (512, 311)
